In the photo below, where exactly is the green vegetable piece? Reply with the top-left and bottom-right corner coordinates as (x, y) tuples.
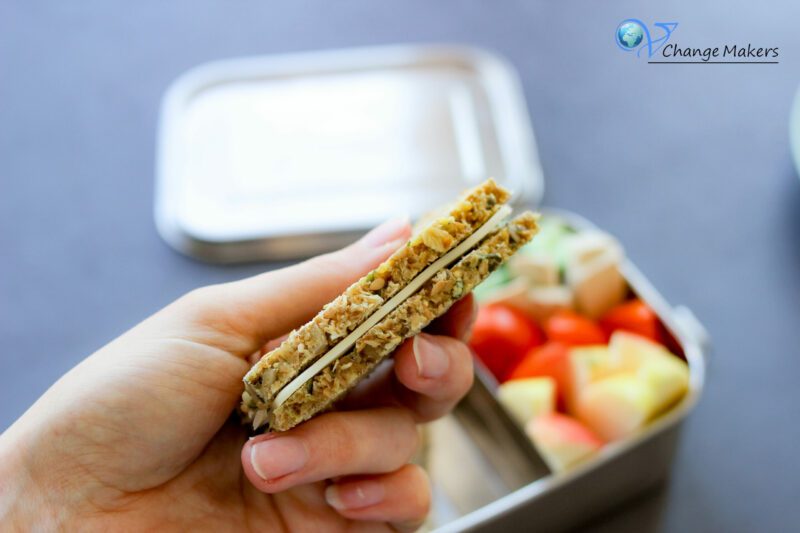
(519, 217), (574, 268)
(473, 266), (510, 301)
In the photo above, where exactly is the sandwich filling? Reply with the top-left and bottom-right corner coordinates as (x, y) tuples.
(271, 205), (513, 410)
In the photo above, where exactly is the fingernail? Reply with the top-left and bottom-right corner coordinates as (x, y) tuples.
(413, 333), (450, 379)
(325, 480), (385, 510)
(360, 216), (410, 248)
(250, 436), (308, 481)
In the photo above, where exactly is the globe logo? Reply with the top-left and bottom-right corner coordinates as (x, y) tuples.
(617, 21), (645, 50)
(615, 19), (679, 59)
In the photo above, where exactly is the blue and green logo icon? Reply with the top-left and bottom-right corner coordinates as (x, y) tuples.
(616, 19), (678, 58)
(617, 21), (645, 49)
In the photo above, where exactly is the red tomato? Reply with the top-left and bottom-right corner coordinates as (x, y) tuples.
(543, 310), (607, 346)
(508, 342), (571, 408)
(470, 304), (545, 381)
(599, 299), (663, 343)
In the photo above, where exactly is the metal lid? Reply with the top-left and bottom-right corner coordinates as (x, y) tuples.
(156, 44), (544, 262)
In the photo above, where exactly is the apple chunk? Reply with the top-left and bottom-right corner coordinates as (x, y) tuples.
(577, 333), (690, 441)
(576, 374), (657, 441)
(526, 413), (604, 472)
(525, 285), (574, 322)
(565, 345), (617, 414)
(564, 232), (627, 319)
(497, 377), (556, 426)
(609, 331), (689, 413)
(510, 343), (615, 413)
(509, 254), (560, 286)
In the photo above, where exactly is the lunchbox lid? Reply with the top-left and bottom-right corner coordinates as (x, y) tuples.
(155, 44), (544, 262)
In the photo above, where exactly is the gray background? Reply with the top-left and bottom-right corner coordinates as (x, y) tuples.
(2, 1), (800, 531)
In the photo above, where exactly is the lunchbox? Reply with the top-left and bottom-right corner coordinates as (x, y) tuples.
(424, 208), (709, 532)
(155, 44), (709, 531)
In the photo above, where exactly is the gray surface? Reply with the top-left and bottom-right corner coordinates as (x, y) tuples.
(2, 1), (799, 531)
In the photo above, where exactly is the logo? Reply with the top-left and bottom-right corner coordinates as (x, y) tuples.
(615, 19), (678, 58)
(616, 19), (779, 64)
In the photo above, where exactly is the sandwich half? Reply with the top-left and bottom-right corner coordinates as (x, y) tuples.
(241, 179), (538, 431)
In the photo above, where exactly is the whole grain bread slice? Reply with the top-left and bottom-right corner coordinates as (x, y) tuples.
(242, 179), (510, 420)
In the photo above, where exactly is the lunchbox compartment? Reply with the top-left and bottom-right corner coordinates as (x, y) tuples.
(424, 209), (708, 532)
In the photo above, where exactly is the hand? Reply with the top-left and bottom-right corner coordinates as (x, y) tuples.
(0, 217), (477, 532)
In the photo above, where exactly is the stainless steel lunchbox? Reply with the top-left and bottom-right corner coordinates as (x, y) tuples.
(425, 209), (709, 532)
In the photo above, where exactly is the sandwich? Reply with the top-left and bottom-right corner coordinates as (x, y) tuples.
(241, 179), (539, 432)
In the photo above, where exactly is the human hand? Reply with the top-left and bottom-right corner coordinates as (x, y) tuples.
(0, 217), (476, 532)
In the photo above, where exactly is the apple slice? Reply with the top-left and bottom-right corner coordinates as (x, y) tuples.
(482, 278), (533, 312)
(610, 330), (679, 366)
(576, 374), (657, 441)
(564, 232), (627, 319)
(609, 331), (689, 413)
(569, 257), (627, 319)
(575, 333), (690, 441)
(510, 343), (616, 413)
(509, 254), (560, 286)
(565, 345), (617, 414)
(497, 377), (556, 426)
(526, 413), (604, 472)
(483, 279), (574, 323)
(524, 285), (574, 322)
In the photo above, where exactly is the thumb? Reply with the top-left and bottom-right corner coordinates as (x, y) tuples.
(160, 217), (412, 357)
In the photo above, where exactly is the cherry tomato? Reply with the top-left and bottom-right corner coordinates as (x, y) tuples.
(599, 299), (663, 343)
(543, 309), (607, 346)
(508, 342), (570, 408)
(470, 304), (545, 381)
